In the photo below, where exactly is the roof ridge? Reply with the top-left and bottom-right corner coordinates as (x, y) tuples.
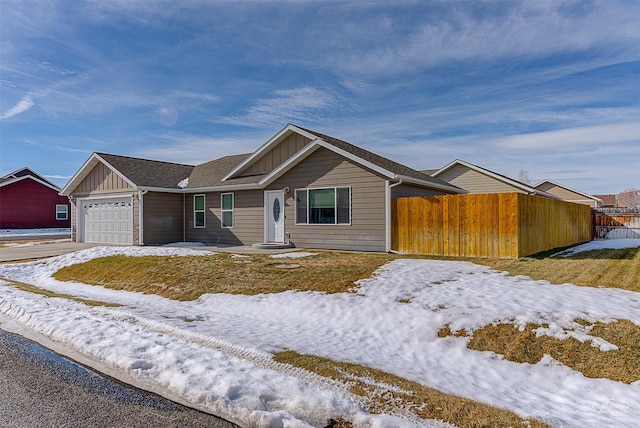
(96, 152), (195, 167)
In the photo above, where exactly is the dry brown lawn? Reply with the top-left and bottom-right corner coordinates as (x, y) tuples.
(275, 350), (550, 428)
(1, 278), (121, 307)
(53, 251), (398, 300)
(476, 247), (640, 292)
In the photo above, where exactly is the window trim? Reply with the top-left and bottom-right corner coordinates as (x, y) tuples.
(194, 194), (206, 228)
(55, 204), (68, 221)
(221, 192), (234, 229)
(295, 186), (351, 225)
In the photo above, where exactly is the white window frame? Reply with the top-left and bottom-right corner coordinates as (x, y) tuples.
(295, 186), (351, 225)
(194, 194), (206, 228)
(55, 204), (68, 221)
(221, 193), (234, 229)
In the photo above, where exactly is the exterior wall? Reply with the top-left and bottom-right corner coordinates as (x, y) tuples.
(238, 133), (312, 177)
(186, 148), (390, 251)
(142, 192), (184, 245)
(270, 148), (387, 252)
(437, 165), (526, 194)
(0, 179), (70, 228)
(535, 182), (599, 207)
(185, 190), (264, 246)
(391, 183), (447, 198)
(73, 162), (133, 195)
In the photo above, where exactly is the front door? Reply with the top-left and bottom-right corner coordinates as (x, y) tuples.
(266, 191), (285, 243)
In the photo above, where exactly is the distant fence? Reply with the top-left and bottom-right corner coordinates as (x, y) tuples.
(592, 208), (640, 239)
(391, 193), (592, 258)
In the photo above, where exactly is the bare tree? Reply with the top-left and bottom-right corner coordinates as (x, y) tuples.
(617, 187), (640, 208)
(517, 167), (531, 185)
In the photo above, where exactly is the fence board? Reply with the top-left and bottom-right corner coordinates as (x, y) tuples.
(392, 193), (591, 258)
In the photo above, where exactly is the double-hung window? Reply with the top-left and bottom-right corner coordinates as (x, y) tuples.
(295, 187), (350, 225)
(55, 204), (68, 221)
(194, 195), (205, 228)
(221, 193), (234, 228)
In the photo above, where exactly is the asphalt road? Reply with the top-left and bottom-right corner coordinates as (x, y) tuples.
(0, 328), (238, 428)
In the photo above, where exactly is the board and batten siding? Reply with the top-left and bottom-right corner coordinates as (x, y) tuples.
(437, 165), (526, 194)
(238, 132), (312, 177)
(270, 147), (388, 252)
(73, 162), (133, 195)
(142, 192), (184, 245)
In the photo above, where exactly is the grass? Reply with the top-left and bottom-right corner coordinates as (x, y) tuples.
(0, 278), (121, 307)
(274, 350), (549, 428)
(53, 251), (399, 301)
(439, 319), (640, 384)
(475, 247), (640, 292)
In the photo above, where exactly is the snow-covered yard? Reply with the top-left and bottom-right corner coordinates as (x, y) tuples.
(1, 241), (639, 427)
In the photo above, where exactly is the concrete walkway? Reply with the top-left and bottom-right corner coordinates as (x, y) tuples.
(0, 242), (100, 263)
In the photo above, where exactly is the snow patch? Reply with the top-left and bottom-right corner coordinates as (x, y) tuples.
(270, 252), (317, 259)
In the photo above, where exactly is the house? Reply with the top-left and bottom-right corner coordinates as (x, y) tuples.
(534, 180), (603, 208)
(0, 167), (71, 229)
(426, 159), (557, 198)
(60, 124), (464, 251)
(593, 194), (618, 208)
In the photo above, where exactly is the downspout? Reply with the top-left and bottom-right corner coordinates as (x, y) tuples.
(386, 178), (404, 253)
(138, 190), (148, 245)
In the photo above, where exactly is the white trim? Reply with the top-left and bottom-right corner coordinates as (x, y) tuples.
(76, 193), (136, 200)
(55, 204), (69, 221)
(394, 174), (466, 194)
(432, 159), (535, 194)
(533, 179), (603, 203)
(264, 190), (286, 243)
(0, 175), (61, 193)
(220, 192), (234, 229)
(60, 153), (138, 196)
(315, 140), (395, 179)
(76, 195), (134, 245)
(294, 186), (352, 226)
(222, 124), (318, 181)
(193, 194), (206, 228)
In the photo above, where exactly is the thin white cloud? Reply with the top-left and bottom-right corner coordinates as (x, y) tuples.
(492, 121), (640, 152)
(0, 94), (34, 120)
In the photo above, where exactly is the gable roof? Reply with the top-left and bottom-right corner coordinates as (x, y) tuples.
(62, 124), (465, 195)
(223, 124), (463, 193)
(0, 167), (61, 192)
(534, 179), (603, 204)
(432, 159), (538, 193)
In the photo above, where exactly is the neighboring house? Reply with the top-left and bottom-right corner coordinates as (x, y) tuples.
(426, 159), (558, 198)
(60, 124), (464, 251)
(593, 194), (619, 208)
(534, 180), (603, 208)
(0, 167), (70, 229)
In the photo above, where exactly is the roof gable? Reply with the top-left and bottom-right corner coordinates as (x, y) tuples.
(534, 180), (602, 203)
(0, 167), (61, 192)
(433, 159), (535, 193)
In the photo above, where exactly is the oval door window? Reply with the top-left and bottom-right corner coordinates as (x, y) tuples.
(273, 198), (281, 222)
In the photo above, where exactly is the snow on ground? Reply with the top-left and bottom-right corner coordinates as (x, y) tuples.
(270, 252), (317, 259)
(1, 245), (639, 427)
(0, 228), (71, 236)
(553, 238), (640, 257)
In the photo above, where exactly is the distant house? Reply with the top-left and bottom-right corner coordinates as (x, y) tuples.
(0, 167), (70, 229)
(593, 194), (619, 208)
(426, 159), (558, 198)
(534, 180), (603, 208)
(60, 124), (464, 251)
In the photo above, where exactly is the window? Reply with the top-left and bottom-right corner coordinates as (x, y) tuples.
(194, 195), (205, 228)
(221, 193), (234, 228)
(295, 187), (350, 225)
(56, 204), (68, 221)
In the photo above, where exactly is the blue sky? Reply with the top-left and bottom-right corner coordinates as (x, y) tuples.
(1, 0), (638, 194)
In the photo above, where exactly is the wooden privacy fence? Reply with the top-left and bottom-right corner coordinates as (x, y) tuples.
(392, 193), (592, 258)
(592, 208), (640, 239)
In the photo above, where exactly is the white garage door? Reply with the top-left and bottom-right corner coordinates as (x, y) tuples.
(81, 197), (133, 244)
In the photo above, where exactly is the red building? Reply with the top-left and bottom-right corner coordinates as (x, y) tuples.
(0, 168), (71, 229)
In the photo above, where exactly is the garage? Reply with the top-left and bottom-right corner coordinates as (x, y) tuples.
(80, 197), (133, 244)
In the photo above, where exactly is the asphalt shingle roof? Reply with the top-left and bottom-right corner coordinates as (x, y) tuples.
(97, 153), (194, 189)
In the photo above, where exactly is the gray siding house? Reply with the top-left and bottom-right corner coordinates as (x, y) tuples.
(61, 124), (464, 252)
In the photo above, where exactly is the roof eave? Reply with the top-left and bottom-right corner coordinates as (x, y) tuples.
(395, 174), (467, 194)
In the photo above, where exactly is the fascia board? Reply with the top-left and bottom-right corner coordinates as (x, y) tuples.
(258, 141), (321, 186)
(395, 174), (468, 194)
(439, 159), (534, 193)
(138, 183), (262, 193)
(0, 175), (61, 192)
(315, 140), (395, 179)
(221, 124), (317, 182)
(60, 154), (100, 196)
(534, 179), (603, 202)
(95, 154), (139, 190)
